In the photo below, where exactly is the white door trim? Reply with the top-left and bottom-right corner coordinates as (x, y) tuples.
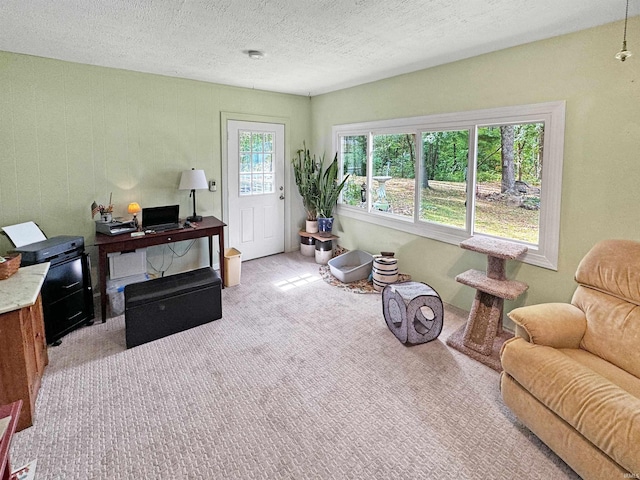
(220, 112), (292, 253)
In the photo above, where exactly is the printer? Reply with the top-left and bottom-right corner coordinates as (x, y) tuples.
(16, 235), (85, 267)
(95, 219), (137, 236)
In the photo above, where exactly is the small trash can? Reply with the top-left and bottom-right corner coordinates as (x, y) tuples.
(224, 248), (242, 286)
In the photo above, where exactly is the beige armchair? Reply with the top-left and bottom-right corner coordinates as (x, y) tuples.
(500, 239), (640, 479)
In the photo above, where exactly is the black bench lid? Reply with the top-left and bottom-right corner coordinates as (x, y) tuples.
(124, 267), (220, 307)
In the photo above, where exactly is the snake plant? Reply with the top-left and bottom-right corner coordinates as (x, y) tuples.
(292, 143), (320, 221)
(315, 152), (349, 219)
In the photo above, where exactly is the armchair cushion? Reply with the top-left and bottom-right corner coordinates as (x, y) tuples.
(507, 303), (586, 349)
(575, 238), (640, 306)
(573, 286), (640, 378)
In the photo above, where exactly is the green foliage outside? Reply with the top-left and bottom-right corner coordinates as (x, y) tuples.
(339, 123), (544, 244)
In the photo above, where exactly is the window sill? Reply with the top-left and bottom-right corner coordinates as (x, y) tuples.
(336, 205), (557, 270)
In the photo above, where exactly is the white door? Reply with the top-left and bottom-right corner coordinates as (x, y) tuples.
(227, 120), (285, 261)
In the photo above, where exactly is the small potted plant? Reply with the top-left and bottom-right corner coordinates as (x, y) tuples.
(315, 153), (349, 237)
(292, 143), (321, 233)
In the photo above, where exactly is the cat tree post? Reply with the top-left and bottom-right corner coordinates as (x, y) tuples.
(446, 237), (528, 371)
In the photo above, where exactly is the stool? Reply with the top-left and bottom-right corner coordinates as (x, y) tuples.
(124, 267), (222, 348)
(382, 282), (443, 345)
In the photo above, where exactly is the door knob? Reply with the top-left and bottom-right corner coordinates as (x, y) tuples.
(279, 194), (285, 200)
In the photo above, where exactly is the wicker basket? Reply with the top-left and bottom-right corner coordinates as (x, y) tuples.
(0, 253), (21, 280)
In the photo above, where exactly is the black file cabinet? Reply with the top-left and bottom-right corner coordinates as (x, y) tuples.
(16, 236), (95, 344)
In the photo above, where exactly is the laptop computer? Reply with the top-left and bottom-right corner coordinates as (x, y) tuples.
(141, 205), (180, 232)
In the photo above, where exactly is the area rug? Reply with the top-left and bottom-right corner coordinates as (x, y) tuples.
(319, 246), (411, 293)
(318, 265), (411, 293)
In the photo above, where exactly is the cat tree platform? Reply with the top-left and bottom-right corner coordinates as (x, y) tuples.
(446, 237), (528, 371)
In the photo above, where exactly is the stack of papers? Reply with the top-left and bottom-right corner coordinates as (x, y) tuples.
(1, 221), (47, 248)
(12, 459), (37, 480)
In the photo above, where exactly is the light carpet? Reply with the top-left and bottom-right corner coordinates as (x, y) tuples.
(11, 252), (578, 479)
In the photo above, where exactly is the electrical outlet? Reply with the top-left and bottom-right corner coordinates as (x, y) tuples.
(209, 180), (217, 192)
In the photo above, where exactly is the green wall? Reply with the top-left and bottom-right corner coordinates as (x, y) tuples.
(310, 19), (640, 317)
(0, 52), (311, 281)
(2, 19), (639, 321)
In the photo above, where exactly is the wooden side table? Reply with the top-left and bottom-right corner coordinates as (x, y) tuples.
(298, 231), (339, 264)
(0, 400), (22, 480)
(446, 237), (528, 371)
(298, 230), (339, 242)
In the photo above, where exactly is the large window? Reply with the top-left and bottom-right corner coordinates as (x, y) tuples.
(334, 102), (565, 269)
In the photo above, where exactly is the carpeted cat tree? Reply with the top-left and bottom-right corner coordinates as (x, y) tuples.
(446, 237), (528, 372)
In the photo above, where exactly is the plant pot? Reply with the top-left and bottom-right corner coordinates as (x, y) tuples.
(315, 239), (333, 264)
(306, 219), (318, 234)
(317, 217), (334, 237)
(300, 234), (315, 257)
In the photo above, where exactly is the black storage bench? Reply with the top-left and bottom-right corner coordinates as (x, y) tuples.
(124, 267), (222, 348)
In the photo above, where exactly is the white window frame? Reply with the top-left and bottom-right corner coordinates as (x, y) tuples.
(332, 101), (565, 270)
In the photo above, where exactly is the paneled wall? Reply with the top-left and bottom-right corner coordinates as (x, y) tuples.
(0, 52), (311, 279)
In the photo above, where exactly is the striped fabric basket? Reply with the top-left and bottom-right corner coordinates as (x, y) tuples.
(372, 256), (399, 292)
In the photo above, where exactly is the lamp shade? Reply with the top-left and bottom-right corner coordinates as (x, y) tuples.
(179, 169), (208, 190)
(127, 202), (141, 215)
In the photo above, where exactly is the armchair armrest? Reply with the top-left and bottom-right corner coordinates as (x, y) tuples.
(507, 303), (587, 349)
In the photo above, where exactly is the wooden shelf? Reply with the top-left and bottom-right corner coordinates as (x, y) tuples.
(298, 230), (339, 241)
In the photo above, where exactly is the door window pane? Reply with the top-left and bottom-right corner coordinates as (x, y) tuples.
(240, 132), (251, 151)
(264, 173), (275, 193)
(420, 130), (469, 229)
(252, 133), (264, 152)
(264, 133), (273, 152)
(252, 153), (263, 172)
(240, 154), (251, 173)
(239, 130), (276, 196)
(474, 123), (543, 244)
(252, 174), (264, 194)
(264, 154), (273, 173)
(240, 174), (251, 195)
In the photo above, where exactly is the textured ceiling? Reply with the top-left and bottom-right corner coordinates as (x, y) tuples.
(0, 0), (637, 96)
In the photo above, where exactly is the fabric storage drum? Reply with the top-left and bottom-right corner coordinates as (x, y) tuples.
(300, 234), (315, 257)
(372, 256), (399, 291)
(315, 239), (333, 265)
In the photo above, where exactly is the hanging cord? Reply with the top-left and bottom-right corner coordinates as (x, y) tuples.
(146, 240), (196, 277)
(623, 0), (630, 45)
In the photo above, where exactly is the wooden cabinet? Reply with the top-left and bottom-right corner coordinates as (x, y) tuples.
(0, 264), (49, 432)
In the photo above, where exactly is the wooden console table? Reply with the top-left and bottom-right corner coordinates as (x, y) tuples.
(0, 264), (49, 432)
(95, 216), (226, 321)
(447, 237), (528, 371)
(0, 401), (22, 480)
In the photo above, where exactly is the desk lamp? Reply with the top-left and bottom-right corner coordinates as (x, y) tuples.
(179, 168), (208, 222)
(128, 202), (141, 230)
